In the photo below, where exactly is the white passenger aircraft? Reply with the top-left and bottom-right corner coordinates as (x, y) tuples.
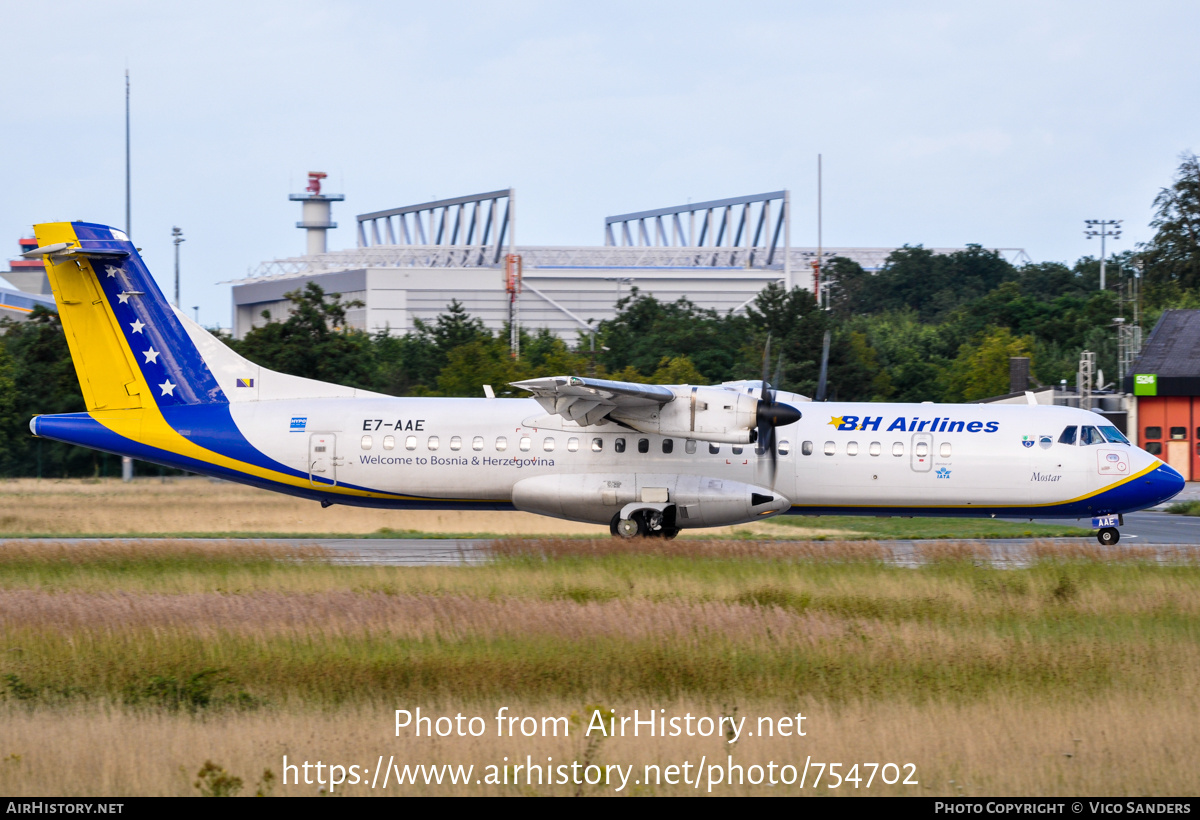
(25, 221), (1185, 545)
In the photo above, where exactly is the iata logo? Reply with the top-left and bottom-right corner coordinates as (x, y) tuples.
(936, 468), (951, 479)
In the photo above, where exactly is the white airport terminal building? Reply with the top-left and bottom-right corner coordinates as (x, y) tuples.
(228, 183), (1030, 342)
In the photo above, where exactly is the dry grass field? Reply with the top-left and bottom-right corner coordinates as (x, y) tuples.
(0, 539), (1198, 795)
(0, 478), (1085, 540)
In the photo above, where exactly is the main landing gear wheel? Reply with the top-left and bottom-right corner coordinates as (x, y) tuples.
(610, 511), (678, 539)
(1097, 527), (1120, 546)
(614, 517), (642, 538)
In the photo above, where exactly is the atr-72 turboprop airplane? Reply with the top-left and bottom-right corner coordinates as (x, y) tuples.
(25, 221), (1185, 544)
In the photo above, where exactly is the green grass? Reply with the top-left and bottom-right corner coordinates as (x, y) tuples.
(1165, 500), (1200, 516)
(770, 515), (1091, 539)
(0, 517), (1093, 541)
(1, 539), (1198, 708)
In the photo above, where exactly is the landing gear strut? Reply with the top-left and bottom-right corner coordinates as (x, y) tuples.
(1097, 527), (1120, 546)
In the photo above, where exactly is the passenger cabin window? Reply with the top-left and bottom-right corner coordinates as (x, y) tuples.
(383, 435), (395, 450)
(614, 438), (626, 453)
(361, 435), (373, 450)
(449, 436), (462, 451)
(1170, 426), (1187, 440)
(543, 437), (555, 452)
(1099, 426), (1129, 445)
(567, 437), (579, 452)
(1146, 442), (1163, 455)
(519, 436), (532, 452)
(732, 446), (743, 455)
(869, 441), (881, 456)
(939, 442), (952, 458)
(405, 436), (417, 450)
(846, 441), (859, 456)
(638, 438), (649, 453)
(1145, 426), (1162, 440)
(427, 436), (440, 451)
(662, 439), (674, 454)
(824, 441), (835, 456)
(472, 436), (484, 451)
(915, 442), (929, 457)
(1059, 426), (1078, 445)
(801, 441), (814, 456)
(591, 438), (603, 452)
(709, 443), (720, 455)
(892, 442), (904, 456)
(495, 436), (507, 451)
(778, 440), (790, 456)
(1079, 426), (1102, 445)
(685, 440), (697, 454)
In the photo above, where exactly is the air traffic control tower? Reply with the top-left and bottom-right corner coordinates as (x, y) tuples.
(290, 172), (344, 256)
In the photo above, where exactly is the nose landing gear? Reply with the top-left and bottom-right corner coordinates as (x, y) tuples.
(1092, 513), (1122, 546)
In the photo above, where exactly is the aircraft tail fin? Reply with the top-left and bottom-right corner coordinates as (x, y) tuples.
(30, 221), (381, 412)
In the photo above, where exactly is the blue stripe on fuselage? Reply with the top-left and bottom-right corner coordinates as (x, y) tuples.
(786, 462), (1185, 519)
(32, 411), (511, 510)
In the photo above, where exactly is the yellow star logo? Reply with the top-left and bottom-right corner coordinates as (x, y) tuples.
(828, 416), (845, 428)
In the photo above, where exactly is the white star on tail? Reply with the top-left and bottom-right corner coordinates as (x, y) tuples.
(130, 319), (145, 334)
(105, 265), (121, 278)
(117, 292), (131, 304)
(159, 380), (176, 397)
(143, 347), (160, 364)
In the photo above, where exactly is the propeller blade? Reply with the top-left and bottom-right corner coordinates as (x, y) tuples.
(760, 335), (772, 400)
(815, 329), (831, 402)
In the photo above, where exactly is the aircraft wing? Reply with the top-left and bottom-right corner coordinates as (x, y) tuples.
(510, 376), (674, 427)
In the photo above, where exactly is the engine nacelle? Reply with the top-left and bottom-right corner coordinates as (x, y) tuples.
(610, 386), (758, 445)
(511, 473), (789, 528)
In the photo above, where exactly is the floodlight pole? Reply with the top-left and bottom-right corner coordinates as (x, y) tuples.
(122, 70), (133, 484)
(1084, 219), (1122, 291)
(172, 226), (185, 308)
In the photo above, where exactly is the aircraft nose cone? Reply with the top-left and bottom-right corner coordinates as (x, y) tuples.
(757, 401), (802, 428)
(1158, 463), (1186, 502)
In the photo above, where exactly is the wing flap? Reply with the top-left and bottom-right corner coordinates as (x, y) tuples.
(511, 376), (675, 427)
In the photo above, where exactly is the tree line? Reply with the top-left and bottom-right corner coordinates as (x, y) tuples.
(3, 152), (1199, 477)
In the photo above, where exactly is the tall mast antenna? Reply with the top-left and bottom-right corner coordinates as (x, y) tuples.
(125, 69), (131, 237)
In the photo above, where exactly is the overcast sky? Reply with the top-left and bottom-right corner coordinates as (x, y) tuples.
(3, 1), (1197, 327)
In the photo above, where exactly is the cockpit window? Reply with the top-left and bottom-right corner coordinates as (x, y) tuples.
(1079, 425), (1102, 445)
(1058, 426), (1078, 445)
(1098, 425), (1130, 445)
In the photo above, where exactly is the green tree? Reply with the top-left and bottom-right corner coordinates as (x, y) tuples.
(648, 356), (706, 384)
(594, 289), (745, 383)
(1143, 152), (1200, 299)
(233, 282), (377, 390)
(0, 308), (93, 477)
(946, 326), (1036, 402)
